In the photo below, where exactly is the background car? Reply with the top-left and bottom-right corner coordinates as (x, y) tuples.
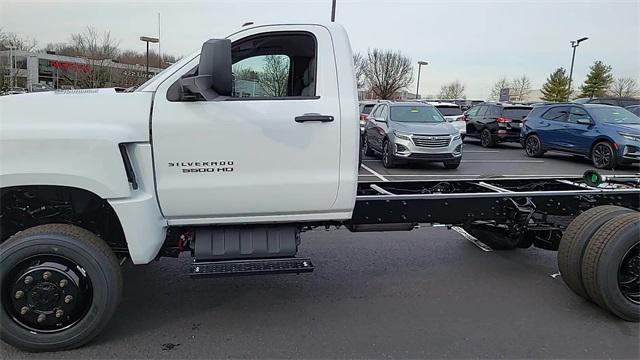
(626, 105), (640, 117)
(362, 102), (463, 169)
(427, 102), (467, 139)
(359, 101), (377, 136)
(521, 103), (640, 169)
(463, 102), (532, 147)
(573, 97), (640, 107)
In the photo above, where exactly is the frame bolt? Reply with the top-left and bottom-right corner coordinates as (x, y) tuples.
(64, 295), (73, 303)
(43, 271), (52, 280)
(15, 290), (24, 299)
(37, 314), (46, 323)
(55, 309), (64, 318)
(24, 276), (33, 284)
(20, 306), (29, 315)
(59, 279), (68, 288)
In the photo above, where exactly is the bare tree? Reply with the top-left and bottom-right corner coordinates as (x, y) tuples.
(490, 77), (510, 100)
(0, 29), (38, 51)
(510, 75), (532, 101)
(609, 77), (639, 97)
(364, 48), (413, 99)
(258, 55), (288, 96)
(438, 81), (466, 99)
(353, 52), (367, 89)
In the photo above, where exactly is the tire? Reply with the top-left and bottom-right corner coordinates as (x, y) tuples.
(363, 136), (374, 157)
(443, 160), (460, 169)
(480, 129), (495, 148)
(524, 134), (545, 158)
(464, 225), (520, 250)
(382, 140), (396, 168)
(558, 206), (632, 300)
(591, 141), (616, 170)
(581, 212), (640, 321)
(0, 224), (122, 352)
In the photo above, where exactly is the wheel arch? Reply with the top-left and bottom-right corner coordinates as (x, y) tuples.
(589, 136), (617, 155)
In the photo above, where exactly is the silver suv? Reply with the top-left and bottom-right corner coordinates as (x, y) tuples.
(362, 102), (463, 169)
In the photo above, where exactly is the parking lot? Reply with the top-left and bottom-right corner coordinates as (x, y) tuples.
(3, 143), (638, 359)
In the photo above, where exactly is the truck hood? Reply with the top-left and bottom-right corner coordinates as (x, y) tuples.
(390, 121), (457, 136)
(0, 89), (153, 143)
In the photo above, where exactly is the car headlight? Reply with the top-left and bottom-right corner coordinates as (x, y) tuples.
(393, 130), (412, 141)
(452, 133), (461, 141)
(619, 131), (640, 142)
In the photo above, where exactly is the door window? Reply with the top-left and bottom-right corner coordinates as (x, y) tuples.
(542, 106), (570, 122)
(379, 105), (389, 120)
(568, 107), (591, 124)
(476, 106), (488, 117)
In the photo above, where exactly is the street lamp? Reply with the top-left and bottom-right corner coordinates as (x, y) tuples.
(567, 36), (588, 100)
(415, 61), (428, 99)
(139, 36), (159, 76)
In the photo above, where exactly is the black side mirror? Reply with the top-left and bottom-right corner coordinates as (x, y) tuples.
(168, 39), (232, 101)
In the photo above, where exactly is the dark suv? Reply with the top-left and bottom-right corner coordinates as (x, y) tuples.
(463, 103), (532, 147)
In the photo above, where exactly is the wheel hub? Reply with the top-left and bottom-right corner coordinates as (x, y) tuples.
(618, 243), (640, 305)
(3, 255), (92, 333)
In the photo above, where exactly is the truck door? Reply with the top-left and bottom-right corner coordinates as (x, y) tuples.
(151, 26), (341, 220)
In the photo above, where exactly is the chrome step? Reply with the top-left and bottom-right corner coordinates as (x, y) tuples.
(189, 257), (314, 278)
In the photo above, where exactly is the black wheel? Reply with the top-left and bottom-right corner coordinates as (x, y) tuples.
(382, 141), (396, 168)
(582, 212), (640, 321)
(443, 160), (460, 169)
(480, 129), (495, 148)
(524, 134), (544, 158)
(363, 136), (374, 157)
(591, 141), (615, 170)
(464, 225), (520, 250)
(558, 206), (632, 300)
(1, 224), (122, 351)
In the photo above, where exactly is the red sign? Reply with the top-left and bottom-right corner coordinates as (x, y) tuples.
(48, 60), (91, 73)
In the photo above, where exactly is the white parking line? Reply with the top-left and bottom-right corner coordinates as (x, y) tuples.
(464, 150), (500, 153)
(360, 164), (389, 182)
(451, 226), (493, 252)
(461, 160), (544, 163)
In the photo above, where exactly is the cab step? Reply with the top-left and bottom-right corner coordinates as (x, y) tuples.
(189, 257), (314, 278)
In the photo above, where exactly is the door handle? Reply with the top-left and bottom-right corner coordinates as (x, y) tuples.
(295, 114), (334, 123)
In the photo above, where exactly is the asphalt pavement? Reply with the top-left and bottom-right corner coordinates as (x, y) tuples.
(2, 141), (639, 359)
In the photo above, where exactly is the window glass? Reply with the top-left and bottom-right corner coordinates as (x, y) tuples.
(629, 107), (640, 116)
(476, 106), (488, 117)
(588, 107), (640, 124)
(542, 106), (570, 121)
(436, 106), (463, 116)
(390, 106), (445, 123)
(379, 105), (389, 120)
(361, 104), (375, 115)
(502, 107), (532, 120)
(568, 107), (591, 124)
(466, 106), (479, 116)
(489, 106), (501, 117)
(233, 55), (290, 97)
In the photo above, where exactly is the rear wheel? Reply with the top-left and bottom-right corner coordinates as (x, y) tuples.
(0, 224), (122, 352)
(582, 212), (640, 321)
(443, 160), (461, 169)
(525, 134), (545, 158)
(480, 129), (495, 148)
(591, 141), (615, 169)
(382, 141), (396, 168)
(558, 206), (632, 300)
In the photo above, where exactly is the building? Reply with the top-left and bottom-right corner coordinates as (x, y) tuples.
(0, 49), (162, 91)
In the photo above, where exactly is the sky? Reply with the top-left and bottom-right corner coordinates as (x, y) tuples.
(2, 0), (639, 98)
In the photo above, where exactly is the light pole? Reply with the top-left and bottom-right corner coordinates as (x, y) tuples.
(415, 61), (428, 99)
(139, 36), (159, 76)
(7, 45), (16, 88)
(331, 0), (336, 21)
(567, 37), (588, 100)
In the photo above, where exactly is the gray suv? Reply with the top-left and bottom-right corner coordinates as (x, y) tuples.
(362, 102), (463, 169)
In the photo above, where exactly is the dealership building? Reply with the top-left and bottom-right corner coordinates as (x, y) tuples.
(0, 49), (162, 91)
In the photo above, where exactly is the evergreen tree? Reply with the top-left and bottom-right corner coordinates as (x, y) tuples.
(578, 61), (614, 98)
(540, 68), (570, 102)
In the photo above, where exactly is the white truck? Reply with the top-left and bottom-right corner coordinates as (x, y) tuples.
(1, 23), (639, 352)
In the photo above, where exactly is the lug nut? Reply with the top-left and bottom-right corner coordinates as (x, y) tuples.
(24, 276), (33, 284)
(55, 309), (64, 318)
(64, 295), (73, 303)
(37, 314), (46, 323)
(59, 279), (68, 288)
(20, 306), (29, 315)
(15, 290), (24, 299)
(43, 271), (52, 280)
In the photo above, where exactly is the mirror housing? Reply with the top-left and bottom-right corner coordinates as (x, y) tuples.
(168, 39), (232, 101)
(375, 117), (387, 123)
(576, 118), (592, 125)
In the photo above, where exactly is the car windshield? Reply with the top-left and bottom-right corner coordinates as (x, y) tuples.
(589, 107), (640, 125)
(436, 106), (463, 116)
(390, 106), (445, 123)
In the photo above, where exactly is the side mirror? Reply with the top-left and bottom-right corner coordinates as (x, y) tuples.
(168, 39), (232, 101)
(375, 117), (387, 123)
(576, 118), (592, 125)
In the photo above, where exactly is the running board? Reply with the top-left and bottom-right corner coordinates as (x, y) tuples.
(190, 257), (314, 278)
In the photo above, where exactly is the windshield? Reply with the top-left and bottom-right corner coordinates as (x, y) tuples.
(390, 106), (445, 123)
(436, 106), (463, 116)
(589, 107), (640, 125)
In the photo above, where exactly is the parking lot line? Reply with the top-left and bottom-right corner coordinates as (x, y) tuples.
(360, 164), (389, 182)
(452, 226), (493, 252)
(464, 150), (500, 153)
(461, 160), (544, 163)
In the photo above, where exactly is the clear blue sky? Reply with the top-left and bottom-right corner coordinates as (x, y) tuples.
(2, 0), (638, 98)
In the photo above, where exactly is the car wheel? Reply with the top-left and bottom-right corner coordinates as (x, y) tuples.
(591, 142), (615, 169)
(443, 160), (460, 169)
(363, 137), (374, 157)
(382, 141), (396, 168)
(480, 129), (495, 148)
(0, 224), (122, 352)
(525, 134), (545, 158)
